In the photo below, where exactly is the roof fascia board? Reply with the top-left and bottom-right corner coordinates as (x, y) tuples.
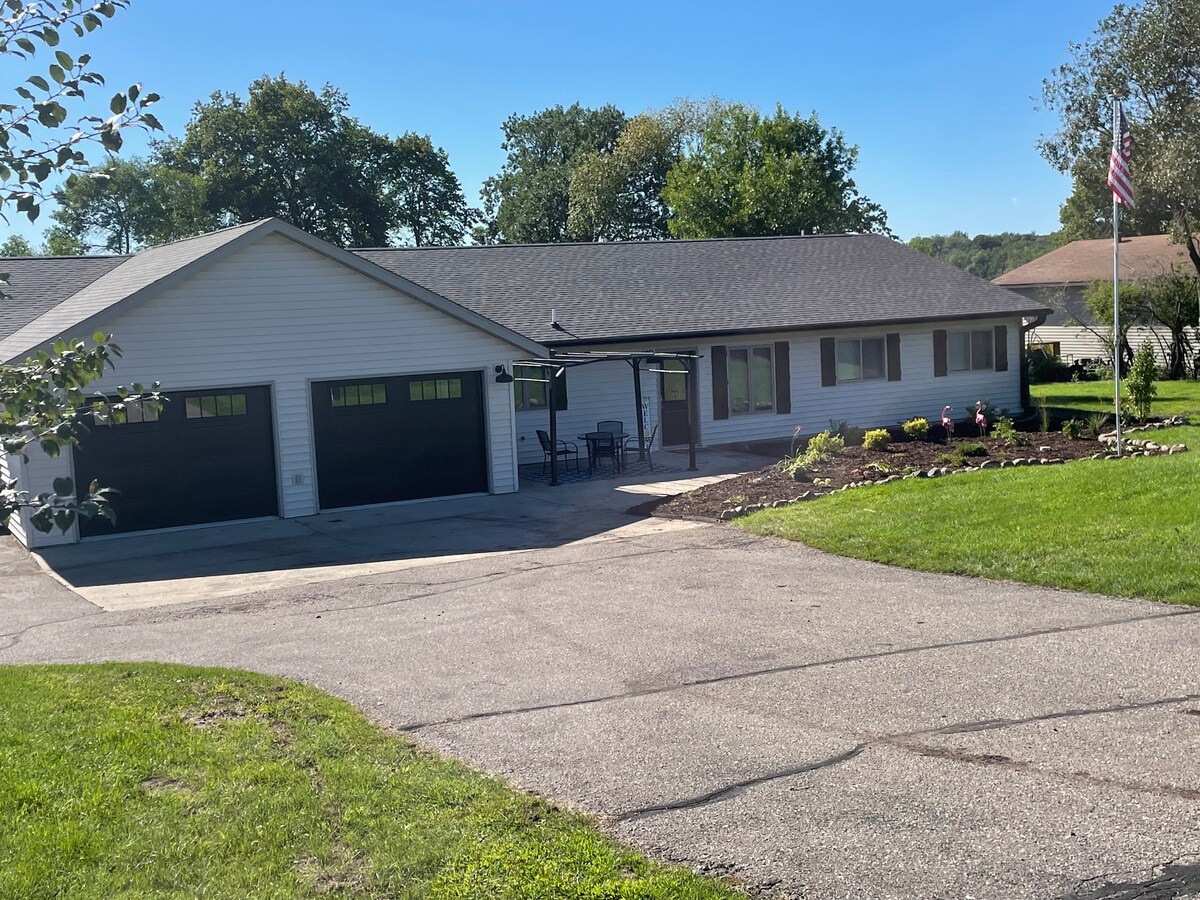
(543, 308), (1053, 348)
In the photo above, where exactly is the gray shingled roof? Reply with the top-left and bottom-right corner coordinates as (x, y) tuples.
(0, 225), (1050, 357)
(356, 234), (1049, 345)
(0, 254), (128, 338)
(0, 220), (270, 361)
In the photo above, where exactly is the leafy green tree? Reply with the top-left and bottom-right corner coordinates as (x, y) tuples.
(0, 1), (161, 223)
(1055, 144), (1174, 244)
(907, 231), (1057, 279)
(480, 103), (627, 244)
(1, 334), (159, 533)
(0, 2), (160, 533)
(162, 75), (395, 247)
(0, 234), (35, 256)
(381, 133), (478, 246)
(42, 225), (82, 255)
(1039, 0), (1200, 272)
(47, 156), (215, 253)
(567, 114), (678, 242)
(1124, 340), (1159, 420)
(1085, 270), (1198, 378)
(662, 103), (890, 239)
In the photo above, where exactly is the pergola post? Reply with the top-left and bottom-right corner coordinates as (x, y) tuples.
(546, 363), (559, 486)
(630, 358), (646, 461)
(685, 357), (697, 471)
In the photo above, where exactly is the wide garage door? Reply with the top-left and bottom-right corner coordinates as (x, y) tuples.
(311, 371), (487, 510)
(73, 386), (278, 537)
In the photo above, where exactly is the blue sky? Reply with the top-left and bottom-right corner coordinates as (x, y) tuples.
(7, 0), (1113, 245)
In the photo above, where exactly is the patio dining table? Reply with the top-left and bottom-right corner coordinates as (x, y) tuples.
(577, 431), (629, 474)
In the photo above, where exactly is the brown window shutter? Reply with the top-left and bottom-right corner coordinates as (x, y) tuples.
(553, 368), (568, 410)
(773, 341), (791, 414)
(886, 332), (901, 382)
(711, 345), (729, 420)
(994, 325), (1009, 372)
(933, 329), (948, 377)
(820, 337), (836, 386)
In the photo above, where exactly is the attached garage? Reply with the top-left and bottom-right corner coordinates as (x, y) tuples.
(73, 386), (279, 537)
(311, 371), (488, 510)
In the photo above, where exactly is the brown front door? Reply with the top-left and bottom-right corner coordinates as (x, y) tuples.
(659, 354), (697, 447)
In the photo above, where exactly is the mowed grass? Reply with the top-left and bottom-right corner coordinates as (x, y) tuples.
(0, 663), (737, 900)
(740, 425), (1200, 605)
(1031, 379), (1200, 416)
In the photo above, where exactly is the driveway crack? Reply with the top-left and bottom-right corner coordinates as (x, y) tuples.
(613, 744), (868, 821)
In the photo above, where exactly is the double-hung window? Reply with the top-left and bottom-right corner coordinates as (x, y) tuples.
(948, 330), (994, 372)
(835, 337), (886, 383)
(728, 346), (774, 415)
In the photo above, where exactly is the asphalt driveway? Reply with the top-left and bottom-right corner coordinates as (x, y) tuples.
(2, 480), (1199, 899)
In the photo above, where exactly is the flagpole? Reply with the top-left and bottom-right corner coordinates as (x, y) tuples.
(1112, 97), (1123, 457)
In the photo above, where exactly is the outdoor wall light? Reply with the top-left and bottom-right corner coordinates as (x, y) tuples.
(494, 365), (514, 384)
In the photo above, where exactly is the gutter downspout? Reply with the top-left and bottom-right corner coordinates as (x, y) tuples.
(1020, 312), (1048, 410)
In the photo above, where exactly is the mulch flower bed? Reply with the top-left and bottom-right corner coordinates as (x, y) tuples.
(649, 429), (1147, 521)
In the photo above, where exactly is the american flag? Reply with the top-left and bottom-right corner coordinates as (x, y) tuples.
(1107, 104), (1135, 208)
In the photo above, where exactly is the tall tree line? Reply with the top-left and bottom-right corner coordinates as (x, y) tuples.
(35, 85), (893, 255)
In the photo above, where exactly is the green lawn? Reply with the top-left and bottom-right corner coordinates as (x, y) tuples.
(740, 425), (1200, 605)
(1031, 379), (1200, 416)
(0, 663), (737, 900)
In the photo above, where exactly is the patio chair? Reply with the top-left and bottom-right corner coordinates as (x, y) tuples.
(586, 431), (620, 475)
(620, 423), (658, 470)
(597, 419), (623, 435)
(536, 429), (579, 474)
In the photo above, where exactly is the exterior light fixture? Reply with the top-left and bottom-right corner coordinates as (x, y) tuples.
(494, 364), (514, 384)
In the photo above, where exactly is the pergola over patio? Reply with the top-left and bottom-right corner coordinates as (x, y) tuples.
(503, 349), (702, 486)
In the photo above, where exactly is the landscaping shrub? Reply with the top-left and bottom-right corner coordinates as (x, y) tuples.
(1027, 350), (1071, 384)
(990, 416), (1026, 446)
(901, 417), (929, 441)
(828, 419), (865, 446)
(937, 442), (988, 468)
(1062, 418), (1085, 439)
(1037, 395), (1050, 433)
(781, 429), (845, 478)
(958, 442), (988, 458)
(862, 429), (890, 451)
(1086, 411), (1110, 436)
(1124, 341), (1159, 421)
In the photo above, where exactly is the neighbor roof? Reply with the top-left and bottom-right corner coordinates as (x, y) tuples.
(357, 234), (1047, 345)
(993, 234), (1191, 288)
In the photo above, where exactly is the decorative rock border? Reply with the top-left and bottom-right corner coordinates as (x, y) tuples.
(718, 431), (1190, 520)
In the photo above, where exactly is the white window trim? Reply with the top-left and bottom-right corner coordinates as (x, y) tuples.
(727, 345), (775, 416)
(834, 336), (887, 384)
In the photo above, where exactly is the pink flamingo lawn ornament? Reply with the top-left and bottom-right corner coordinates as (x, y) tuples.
(975, 400), (988, 437)
(941, 405), (955, 444)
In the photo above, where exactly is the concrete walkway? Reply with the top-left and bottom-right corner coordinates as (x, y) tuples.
(3, 452), (1199, 898)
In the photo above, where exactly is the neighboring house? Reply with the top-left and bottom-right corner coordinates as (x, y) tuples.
(993, 234), (1197, 364)
(0, 218), (1046, 549)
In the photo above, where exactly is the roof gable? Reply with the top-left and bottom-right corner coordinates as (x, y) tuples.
(0, 219), (543, 362)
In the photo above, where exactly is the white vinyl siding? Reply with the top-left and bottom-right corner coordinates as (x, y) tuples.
(15, 233), (528, 547)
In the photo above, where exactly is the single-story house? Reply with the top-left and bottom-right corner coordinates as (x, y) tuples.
(993, 233), (1198, 365)
(0, 218), (1047, 548)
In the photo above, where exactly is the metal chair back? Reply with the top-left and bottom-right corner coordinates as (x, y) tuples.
(597, 420), (623, 435)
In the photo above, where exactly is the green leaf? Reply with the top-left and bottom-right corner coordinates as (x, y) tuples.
(109, 91), (126, 115)
(52, 477), (74, 496)
(27, 75), (49, 92)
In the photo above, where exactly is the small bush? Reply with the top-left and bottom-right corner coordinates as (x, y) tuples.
(1027, 351), (1071, 384)
(862, 428), (890, 451)
(990, 416), (1026, 447)
(1123, 341), (1158, 421)
(864, 460), (895, 474)
(938, 442), (988, 468)
(1086, 411), (1110, 436)
(958, 442), (988, 458)
(1037, 395), (1050, 433)
(901, 417), (929, 441)
(1061, 418), (1085, 439)
(828, 419), (865, 446)
(780, 429), (845, 478)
